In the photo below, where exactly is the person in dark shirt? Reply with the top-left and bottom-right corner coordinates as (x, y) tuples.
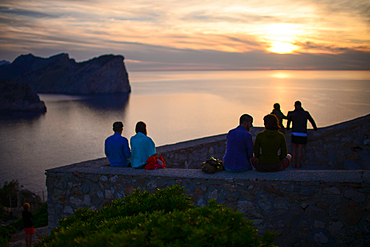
(271, 103), (288, 133)
(287, 101), (318, 168)
(22, 203), (35, 247)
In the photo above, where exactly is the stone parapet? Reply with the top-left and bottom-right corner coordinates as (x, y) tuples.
(46, 160), (370, 246)
(46, 114), (370, 246)
(158, 114), (370, 169)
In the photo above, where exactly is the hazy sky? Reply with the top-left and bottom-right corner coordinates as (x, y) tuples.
(0, 0), (369, 71)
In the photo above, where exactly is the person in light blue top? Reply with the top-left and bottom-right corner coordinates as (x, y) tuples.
(105, 121), (131, 167)
(130, 121), (156, 168)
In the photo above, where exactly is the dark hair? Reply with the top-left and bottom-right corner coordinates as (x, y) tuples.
(135, 121), (147, 135)
(240, 114), (253, 126)
(264, 114), (280, 130)
(295, 101), (302, 108)
(113, 121), (123, 132)
(273, 103), (280, 110)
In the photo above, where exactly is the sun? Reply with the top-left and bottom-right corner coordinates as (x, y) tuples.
(269, 41), (298, 54)
(262, 24), (301, 54)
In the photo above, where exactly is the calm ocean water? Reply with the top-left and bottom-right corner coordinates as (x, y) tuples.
(1, 70), (370, 193)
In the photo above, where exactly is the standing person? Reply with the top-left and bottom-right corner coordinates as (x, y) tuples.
(271, 103), (288, 133)
(223, 114), (254, 173)
(287, 101), (318, 168)
(22, 203), (34, 247)
(105, 121), (131, 167)
(252, 114), (291, 172)
(130, 121), (156, 168)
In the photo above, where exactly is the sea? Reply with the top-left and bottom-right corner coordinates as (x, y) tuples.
(1, 70), (370, 195)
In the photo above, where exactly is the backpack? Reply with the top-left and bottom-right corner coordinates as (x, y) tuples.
(200, 157), (224, 174)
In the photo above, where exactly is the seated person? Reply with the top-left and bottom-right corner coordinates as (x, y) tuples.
(252, 114), (291, 172)
(223, 114), (254, 173)
(105, 121), (131, 167)
(130, 121), (156, 168)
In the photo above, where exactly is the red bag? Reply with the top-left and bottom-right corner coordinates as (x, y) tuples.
(144, 154), (166, 170)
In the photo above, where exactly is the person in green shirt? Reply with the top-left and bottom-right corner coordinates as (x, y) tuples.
(251, 114), (291, 172)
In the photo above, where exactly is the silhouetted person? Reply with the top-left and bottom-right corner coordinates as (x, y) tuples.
(22, 203), (34, 247)
(223, 114), (254, 172)
(271, 103), (288, 133)
(105, 121), (131, 167)
(252, 114), (291, 172)
(287, 101), (317, 168)
(130, 121), (156, 168)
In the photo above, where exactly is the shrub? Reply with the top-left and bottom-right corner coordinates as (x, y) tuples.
(0, 225), (16, 243)
(36, 185), (277, 247)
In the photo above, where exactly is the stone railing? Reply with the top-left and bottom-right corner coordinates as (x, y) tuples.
(158, 114), (370, 170)
(46, 114), (370, 246)
(46, 162), (370, 247)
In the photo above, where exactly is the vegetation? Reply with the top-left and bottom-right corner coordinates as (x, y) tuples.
(0, 180), (48, 245)
(37, 185), (277, 247)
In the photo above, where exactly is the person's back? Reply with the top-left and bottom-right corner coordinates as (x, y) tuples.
(287, 108), (317, 133)
(271, 103), (287, 130)
(105, 122), (131, 167)
(255, 129), (287, 164)
(252, 114), (291, 172)
(286, 101), (317, 168)
(130, 121), (156, 168)
(223, 114), (254, 172)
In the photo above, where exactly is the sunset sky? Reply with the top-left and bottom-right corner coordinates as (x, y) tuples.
(0, 0), (369, 71)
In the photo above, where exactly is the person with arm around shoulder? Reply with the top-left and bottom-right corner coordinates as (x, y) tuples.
(271, 103), (288, 133)
(105, 121), (131, 167)
(22, 203), (35, 247)
(251, 114), (291, 172)
(286, 101), (318, 168)
(223, 114), (254, 173)
(130, 121), (156, 168)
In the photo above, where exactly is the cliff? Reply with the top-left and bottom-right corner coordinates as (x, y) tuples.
(0, 53), (131, 94)
(0, 79), (47, 112)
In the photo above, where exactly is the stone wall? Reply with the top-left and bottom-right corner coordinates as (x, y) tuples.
(46, 114), (370, 246)
(46, 164), (370, 246)
(158, 114), (370, 170)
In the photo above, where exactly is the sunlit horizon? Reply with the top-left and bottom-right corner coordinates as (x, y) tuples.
(0, 0), (369, 70)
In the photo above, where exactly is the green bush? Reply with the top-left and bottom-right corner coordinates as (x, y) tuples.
(0, 225), (16, 243)
(37, 185), (277, 247)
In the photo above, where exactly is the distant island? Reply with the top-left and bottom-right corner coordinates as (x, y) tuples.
(0, 79), (47, 112)
(0, 53), (131, 94)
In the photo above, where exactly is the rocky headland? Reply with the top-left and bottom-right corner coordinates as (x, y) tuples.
(0, 53), (131, 94)
(0, 79), (47, 112)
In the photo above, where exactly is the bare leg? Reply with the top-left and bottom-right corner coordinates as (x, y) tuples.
(297, 144), (305, 168)
(30, 234), (33, 246)
(291, 144), (297, 168)
(25, 234), (29, 246)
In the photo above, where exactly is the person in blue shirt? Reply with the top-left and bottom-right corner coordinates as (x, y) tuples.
(105, 121), (131, 167)
(130, 121), (156, 168)
(223, 114), (254, 172)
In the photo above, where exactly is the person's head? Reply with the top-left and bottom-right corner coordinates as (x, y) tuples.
(264, 114), (280, 131)
(23, 203), (30, 211)
(294, 101), (302, 109)
(239, 114), (253, 131)
(135, 121), (147, 135)
(273, 103), (280, 110)
(113, 121), (123, 133)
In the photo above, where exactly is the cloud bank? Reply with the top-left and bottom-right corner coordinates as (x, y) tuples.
(0, 0), (369, 70)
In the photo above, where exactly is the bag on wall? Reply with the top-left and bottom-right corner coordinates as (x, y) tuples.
(144, 153), (166, 170)
(200, 157), (224, 174)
